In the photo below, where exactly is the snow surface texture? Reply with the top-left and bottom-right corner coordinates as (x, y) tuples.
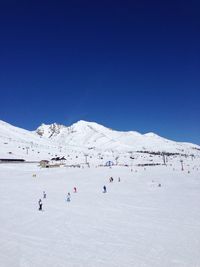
(0, 162), (200, 267)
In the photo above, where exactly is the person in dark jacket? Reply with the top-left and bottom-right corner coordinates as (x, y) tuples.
(66, 192), (71, 202)
(103, 185), (107, 193)
(109, 177), (114, 183)
(38, 199), (42, 211)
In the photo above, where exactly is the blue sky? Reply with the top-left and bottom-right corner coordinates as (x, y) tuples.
(0, 1), (199, 144)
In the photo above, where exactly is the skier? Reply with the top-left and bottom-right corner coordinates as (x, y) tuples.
(66, 192), (71, 202)
(73, 187), (77, 193)
(109, 177), (114, 183)
(43, 191), (46, 199)
(118, 177), (121, 182)
(38, 199), (42, 211)
(103, 185), (107, 193)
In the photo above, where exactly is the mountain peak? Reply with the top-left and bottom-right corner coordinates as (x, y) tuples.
(144, 132), (160, 138)
(36, 122), (65, 138)
(71, 120), (100, 126)
(70, 120), (109, 131)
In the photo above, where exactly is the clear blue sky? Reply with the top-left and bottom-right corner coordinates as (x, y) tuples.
(0, 1), (199, 144)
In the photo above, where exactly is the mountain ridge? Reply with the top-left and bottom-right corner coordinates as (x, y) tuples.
(0, 119), (199, 162)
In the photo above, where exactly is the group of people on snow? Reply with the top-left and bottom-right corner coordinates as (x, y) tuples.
(38, 176), (121, 210)
(38, 188), (78, 210)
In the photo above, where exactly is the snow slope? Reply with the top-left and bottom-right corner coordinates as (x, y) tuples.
(0, 162), (200, 267)
(0, 120), (61, 160)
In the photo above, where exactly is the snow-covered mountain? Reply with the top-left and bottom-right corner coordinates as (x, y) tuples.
(0, 119), (199, 161)
(35, 120), (199, 154)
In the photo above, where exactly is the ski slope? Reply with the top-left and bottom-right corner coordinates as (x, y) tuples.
(0, 162), (200, 267)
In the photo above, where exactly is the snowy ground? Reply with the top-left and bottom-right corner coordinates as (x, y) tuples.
(0, 163), (200, 267)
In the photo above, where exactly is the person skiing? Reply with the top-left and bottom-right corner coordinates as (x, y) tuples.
(73, 187), (77, 193)
(103, 185), (107, 193)
(118, 177), (121, 182)
(38, 199), (42, 211)
(43, 191), (46, 199)
(66, 192), (71, 202)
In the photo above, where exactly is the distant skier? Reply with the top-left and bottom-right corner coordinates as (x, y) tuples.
(73, 187), (77, 193)
(38, 199), (42, 211)
(109, 177), (113, 183)
(103, 185), (107, 193)
(43, 191), (46, 199)
(118, 177), (121, 182)
(66, 192), (71, 202)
